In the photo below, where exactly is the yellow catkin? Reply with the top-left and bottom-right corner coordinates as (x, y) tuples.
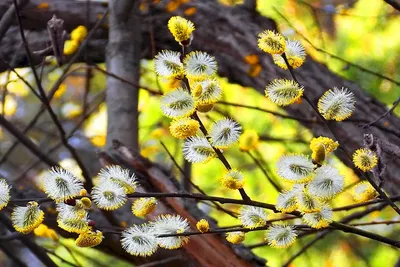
(169, 118), (200, 139)
(196, 219), (210, 233)
(221, 170), (244, 190)
(80, 197), (92, 209)
(71, 26), (87, 43)
(75, 231), (103, 247)
(33, 224), (48, 237)
(80, 189), (88, 196)
(12, 202), (44, 234)
(353, 148), (378, 172)
(310, 137), (338, 155)
(196, 103), (214, 113)
(257, 30), (286, 54)
(131, 198), (157, 216)
(311, 143), (326, 165)
(226, 232), (245, 244)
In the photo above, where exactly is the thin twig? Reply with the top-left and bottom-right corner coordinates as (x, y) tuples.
(361, 97), (400, 128)
(350, 220), (400, 226)
(8, 192), (399, 247)
(11, 2), (109, 189)
(280, 202), (390, 265)
(160, 140), (238, 218)
(13, 92), (105, 182)
(192, 112), (251, 201)
(333, 195), (400, 212)
(273, 7), (400, 87)
(246, 151), (281, 191)
(217, 100), (317, 123)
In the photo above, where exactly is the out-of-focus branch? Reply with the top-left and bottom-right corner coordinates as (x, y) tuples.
(13, 0), (93, 188)
(0, 9), (108, 167)
(0, 113), (59, 166)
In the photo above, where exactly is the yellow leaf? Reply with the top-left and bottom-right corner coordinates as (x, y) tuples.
(90, 135), (106, 147)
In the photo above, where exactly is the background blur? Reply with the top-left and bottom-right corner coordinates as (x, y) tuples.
(0, 0), (399, 266)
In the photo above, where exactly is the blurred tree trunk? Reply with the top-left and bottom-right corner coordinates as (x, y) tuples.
(106, 0), (140, 152)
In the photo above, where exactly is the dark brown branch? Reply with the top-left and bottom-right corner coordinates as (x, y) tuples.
(0, 9), (109, 168)
(8, 188), (400, 247)
(217, 100), (317, 123)
(333, 195), (400, 211)
(362, 96), (400, 128)
(105, 216), (400, 248)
